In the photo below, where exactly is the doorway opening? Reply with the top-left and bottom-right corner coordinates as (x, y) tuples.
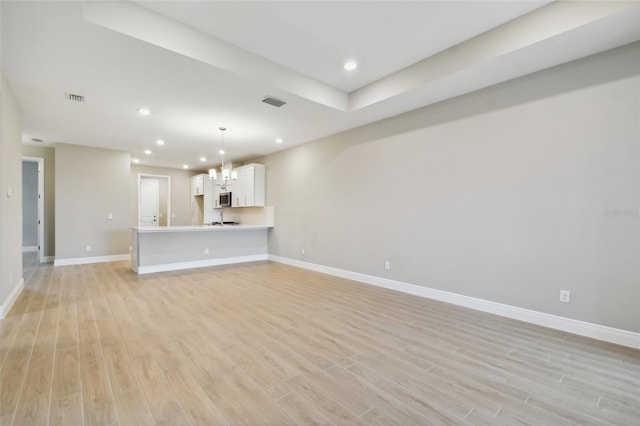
(22, 157), (45, 263)
(137, 174), (171, 227)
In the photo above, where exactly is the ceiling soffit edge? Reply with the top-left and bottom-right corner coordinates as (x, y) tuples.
(349, 1), (640, 111)
(83, 1), (639, 115)
(82, 1), (349, 111)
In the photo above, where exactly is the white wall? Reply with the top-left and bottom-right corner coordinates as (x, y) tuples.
(130, 164), (198, 227)
(0, 74), (24, 316)
(263, 43), (640, 333)
(55, 144), (130, 261)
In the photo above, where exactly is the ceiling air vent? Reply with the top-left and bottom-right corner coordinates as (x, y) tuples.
(65, 92), (85, 102)
(262, 96), (286, 108)
(31, 138), (43, 143)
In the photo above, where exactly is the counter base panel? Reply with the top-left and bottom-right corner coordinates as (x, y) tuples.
(137, 254), (268, 274)
(132, 228), (268, 274)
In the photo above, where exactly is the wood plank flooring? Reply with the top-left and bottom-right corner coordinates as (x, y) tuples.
(1, 252), (639, 425)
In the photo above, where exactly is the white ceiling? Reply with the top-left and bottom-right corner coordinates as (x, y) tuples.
(131, 0), (550, 92)
(2, 1), (639, 170)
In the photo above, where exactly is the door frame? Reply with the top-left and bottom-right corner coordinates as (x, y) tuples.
(22, 156), (45, 263)
(137, 174), (171, 226)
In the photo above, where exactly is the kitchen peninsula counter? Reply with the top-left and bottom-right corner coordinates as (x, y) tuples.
(131, 224), (272, 274)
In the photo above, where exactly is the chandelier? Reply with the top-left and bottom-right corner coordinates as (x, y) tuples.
(208, 126), (238, 190)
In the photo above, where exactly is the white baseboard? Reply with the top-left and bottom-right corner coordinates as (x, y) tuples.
(268, 255), (640, 350)
(54, 254), (130, 267)
(0, 278), (24, 320)
(136, 254), (268, 274)
(42, 256), (54, 263)
(22, 246), (38, 252)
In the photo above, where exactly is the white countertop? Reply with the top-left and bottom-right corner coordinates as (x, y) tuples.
(132, 225), (272, 233)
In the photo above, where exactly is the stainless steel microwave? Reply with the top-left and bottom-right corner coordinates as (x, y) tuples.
(219, 192), (232, 207)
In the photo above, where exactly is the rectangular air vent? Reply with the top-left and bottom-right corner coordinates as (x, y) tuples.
(31, 138), (43, 143)
(65, 92), (85, 102)
(262, 96), (286, 108)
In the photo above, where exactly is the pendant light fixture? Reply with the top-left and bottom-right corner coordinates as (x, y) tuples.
(208, 127), (238, 190)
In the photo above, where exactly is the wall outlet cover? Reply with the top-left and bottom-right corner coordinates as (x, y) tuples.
(560, 290), (571, 303)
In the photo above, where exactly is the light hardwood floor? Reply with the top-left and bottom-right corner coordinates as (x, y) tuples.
(1, 253), (639, 425)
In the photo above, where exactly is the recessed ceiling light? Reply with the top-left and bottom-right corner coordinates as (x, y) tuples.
(143, 149), (152, 155)
(132, 158), (140, 164)
(218, 150), (225, 155)
(183, 164), (189, 169)
(344, 60), (358, 71)
(275, 138), (283, 144)
(156, 139), (165, 146)
(200, 157), (207, 162)
(137, 107), (151, 116)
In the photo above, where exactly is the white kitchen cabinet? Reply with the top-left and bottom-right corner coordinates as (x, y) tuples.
(191, 174), (205, 196)
(233, 167), (250, 207)
(190, 197), (203, 225)
(202, 176), (215, 224)
(232, 163), (265, 207)
(191, 173), (214, 225)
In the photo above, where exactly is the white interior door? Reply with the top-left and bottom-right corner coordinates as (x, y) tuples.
(139, 179), (159, 226)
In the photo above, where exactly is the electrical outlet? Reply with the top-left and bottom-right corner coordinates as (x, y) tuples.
(204, 248), (209, 255)
(560, 290), (571, 303)
(85, 245), (92, 252)
(107, 213), (113, 220)
(301, 248), (305, 256)
(384, 261), (391, 270)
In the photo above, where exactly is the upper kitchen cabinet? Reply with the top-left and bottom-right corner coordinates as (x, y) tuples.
(233, 163), (265, 207)
(191, 174), (205, 196)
